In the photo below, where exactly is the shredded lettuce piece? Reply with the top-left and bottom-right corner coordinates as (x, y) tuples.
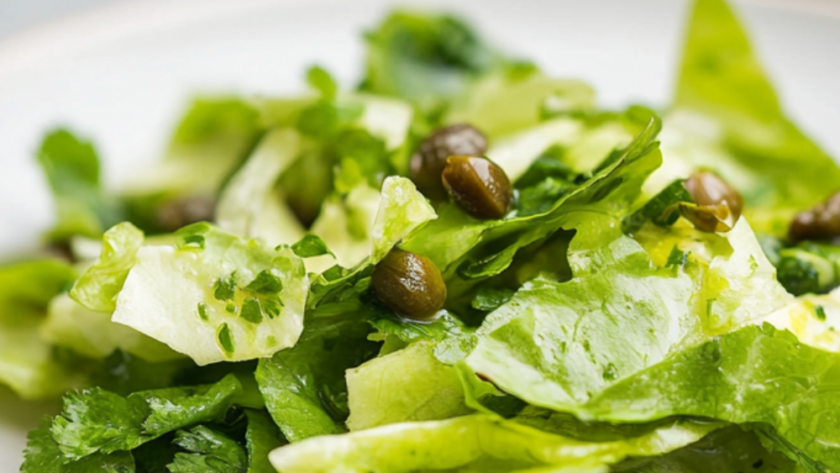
(268, 414), (719, 473)
(578, 324), (840, 470)
(346, 342), (471, 431)
(216, 128), (306, 246)
(111, 224), (308, 365)
(0, 260), (80, 399)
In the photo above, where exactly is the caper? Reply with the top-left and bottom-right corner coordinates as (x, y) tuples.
(409, 124), (488, 201)
(442, 156), (513, 220)
(789, 190), (840, 241)
(680, 171), (743, 233)
(371, 248), (447, 321)
(156, 195), (217, 233)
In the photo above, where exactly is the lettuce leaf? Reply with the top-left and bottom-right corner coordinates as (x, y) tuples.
(464, 215), (788, 413)
(215, 128), (306, 246)
(651, 0), (840, 234)
(0, 259), (81, 399)
(70, 222), (144, 313)
(110, 224), (308, 365)
(41, 293), (179, 362)
(268, 414), (719, 473)
(346, 341), (472, 431)
(760, 287), (840, 353)
(578, 324), (840, 470)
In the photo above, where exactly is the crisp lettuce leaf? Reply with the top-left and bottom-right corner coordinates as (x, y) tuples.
(578, 324), (840, 470)
(36, 130), (120, 241)
(445, 70), (594, 138)
(403, 117), (662, 313)
(122, 98), (262, 198)
(111, 224), (308, 365)
(70, 222), (144, 312)
(612, 425), (798, 473)
(650, 0), (840, 234)
(464, 214), (788, 412)
(0, 260), (81, 399)
(216, 128), (306, 246)
(268, 414), (719, 473)
(760, 287), (840, 353)
(346, 341), (472, 431)
(41, 293), (179, 362)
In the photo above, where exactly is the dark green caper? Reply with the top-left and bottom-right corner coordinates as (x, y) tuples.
(680, 171), (743, 233)
(371, 248), (447, 321)
(409, 124), (488, 201)
(442, 156), (513, 220)
(789, 190), (840, 241)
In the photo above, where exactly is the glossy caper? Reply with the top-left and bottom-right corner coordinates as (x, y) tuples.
(442, 156), (513, 220)
(409, 124), (488, 201)
(371, 248), (447, 321)
(789, 190), (840, 241)
(680, 171), (743, 233)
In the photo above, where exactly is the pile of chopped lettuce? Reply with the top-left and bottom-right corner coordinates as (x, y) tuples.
(7, 0), (840, 471)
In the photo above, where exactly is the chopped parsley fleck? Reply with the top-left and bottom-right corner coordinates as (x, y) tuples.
(181, 235), (205, 249)
(241, 299), (264, 324)
(213, 274), (237, 301)
(216, 323), (235, 356)
(666, 246), (689, 270)
(815, 305), (827, 322)
(245, 270), (284, 294)
(197, 303), (210, 321)
(262, 298), (283, 319)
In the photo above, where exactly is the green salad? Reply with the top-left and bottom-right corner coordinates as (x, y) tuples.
(9, 0), (840, 471)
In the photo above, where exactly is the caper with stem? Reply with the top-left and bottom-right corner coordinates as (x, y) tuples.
(442, 155), (513, 220)
(371, 248), (447, 321)
(409, 124), (488, 201)
(679, 170), (743, 233)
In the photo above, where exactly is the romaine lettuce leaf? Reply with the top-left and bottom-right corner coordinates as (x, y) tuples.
(444, 70), (594, 138)
(760, 287), (840, 353)
(216, 128), (306, 246)
(650, 0), (840, 234)
(41, 293), (179, 362)
(110, 224), (308, 365)
(578, 324), (840, 471)
(70, 222), (144, 312)
(612, 425), (798, 473)
(402, 116), (662, 309)
(268, 414), (719, 473)
(36, 130), (120, 241)
(464, 215), (788, 413)
(122, 98), (262, 198)
(0, 260), (81, 399)
(346, 341), (471, 431)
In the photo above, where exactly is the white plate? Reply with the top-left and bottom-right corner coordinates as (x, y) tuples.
(1, 0), (839, 468)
